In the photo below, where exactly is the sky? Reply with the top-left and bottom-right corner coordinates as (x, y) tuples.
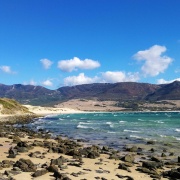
(0, 0), (180, 89)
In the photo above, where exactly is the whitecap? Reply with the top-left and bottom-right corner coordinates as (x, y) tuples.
(106, 122), (112, 125)
(77, 124), (95, 130)
(175, 128), (180, 132)
(160, 135), (167, 138)
(77, 124), (89, 129)
(138, 119), (144, 121)
(79, 122), (93, 125)
(107, 131), (116, 134)
(130, 135), (142, 139)
(124, 129), (141, 133)
(119, 121), (126, 123)
(157, 121), (164, 124)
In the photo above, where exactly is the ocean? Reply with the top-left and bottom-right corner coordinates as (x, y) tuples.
(28, 112), (180, 150)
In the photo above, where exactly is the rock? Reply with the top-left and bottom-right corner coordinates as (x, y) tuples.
(137, 167), (160, 176)
(16, 146), (28, 153)
(17, 141), (29, 148)
(161, 153), (166, 157)
(142, 161), (163, 170)
(32, 169), (48, 177)
(102, 146), (109, 151)
(14, 158), (37, 172)
(123, 162), (134, 167)
(116, 174), (134, 180)
(68, 162), (81, 167)
(66, 149), (81, 157)
(2, 160), (13, 168)
(32, 140), (44, 147)
(151, 156), (162, 162)
(15, 141), (31, 153)
(147, 140), (156, 145)
(169, 152), (174, 156)
(47, 165), (58, 172)
(53, 171), (71, 180)
(12, 136), (21, 143)
(50, 156), (67, 166)
(163, 168), (180, 179)
(118, 163), (131, 172)
(126, 146), (138, 152)
(101, 178), (107, 180)
(109, 153), (120, 160)
(8, 147), (17, 158)
(121, 154), (135, 163)
(150, 148), (155, 152)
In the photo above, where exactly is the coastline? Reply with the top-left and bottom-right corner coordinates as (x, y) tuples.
(0, 107), (179, 179)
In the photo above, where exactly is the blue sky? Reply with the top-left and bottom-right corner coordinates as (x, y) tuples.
(0, 0), (180, 89)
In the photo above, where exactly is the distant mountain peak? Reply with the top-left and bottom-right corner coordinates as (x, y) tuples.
(0, 81), (179, 105)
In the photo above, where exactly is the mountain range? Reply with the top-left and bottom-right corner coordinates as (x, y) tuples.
(0, 81), (180, 106)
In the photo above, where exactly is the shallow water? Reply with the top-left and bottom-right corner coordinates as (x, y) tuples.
(27, 112), (180, 150)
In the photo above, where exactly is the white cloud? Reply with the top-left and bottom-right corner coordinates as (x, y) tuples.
(23, 79), (37, 86)
(63, 71), (139, 86)
(157, 78), (180, 84)
(29, 79), (37, 86)
(0, 65), (15, 74)
(133, 45), (173, 77)
(40, 59), (53, 69)
(58, 57), (100, 72)
(64, 73), (99, 86)
(42, 79), (53, 87)
(101, 71), (139, 83)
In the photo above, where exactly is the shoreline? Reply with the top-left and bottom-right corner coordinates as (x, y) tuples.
(0, 113), (179, 179)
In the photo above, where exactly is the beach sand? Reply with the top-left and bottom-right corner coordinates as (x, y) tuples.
(0, 131), (169, 180)
(0, 104), (179, 180)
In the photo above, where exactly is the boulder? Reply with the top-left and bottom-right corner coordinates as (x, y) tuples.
(14, 158), (37, 172)
(53, 171), (71, 180)
(47, 165), (58, 172)
(118, 163), (131, 172)
(121, 154), (135, 163)
(142, 161), (163, 170)
(32, 169), (48, 177)
(50, 156), (67, 166)
(163, 168), (180, 179)
(8, 147), (17, 158)
(147, 140), (156, 145)
(126, 146), (138, 152)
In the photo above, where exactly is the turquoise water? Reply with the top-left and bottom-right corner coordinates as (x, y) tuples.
(29, 112), (180, 149)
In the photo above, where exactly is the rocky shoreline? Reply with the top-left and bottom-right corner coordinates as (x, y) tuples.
(0, 115), (179, 180)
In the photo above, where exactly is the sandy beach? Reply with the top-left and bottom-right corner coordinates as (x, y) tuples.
(0, 104), (179, 180)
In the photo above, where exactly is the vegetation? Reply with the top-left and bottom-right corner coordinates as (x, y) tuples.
(0, 98), (30, 114)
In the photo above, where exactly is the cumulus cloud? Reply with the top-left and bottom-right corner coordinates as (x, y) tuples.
(40, 59), (53, 69)
(157, 78), (180, 84)
(63, 71), (139, 86)
(29, 79), (37, 86)
(42, 79), (53, 87)
(23, 79), (37, 86)
(101, 71), (139, 83)
(64, 73), (99, 86)
(133, 45), (173, 77)
(0, 65), (15, 74)
(58, 57), (100, 72)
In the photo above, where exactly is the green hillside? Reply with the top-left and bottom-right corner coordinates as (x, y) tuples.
(0, 98), (31, 114)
